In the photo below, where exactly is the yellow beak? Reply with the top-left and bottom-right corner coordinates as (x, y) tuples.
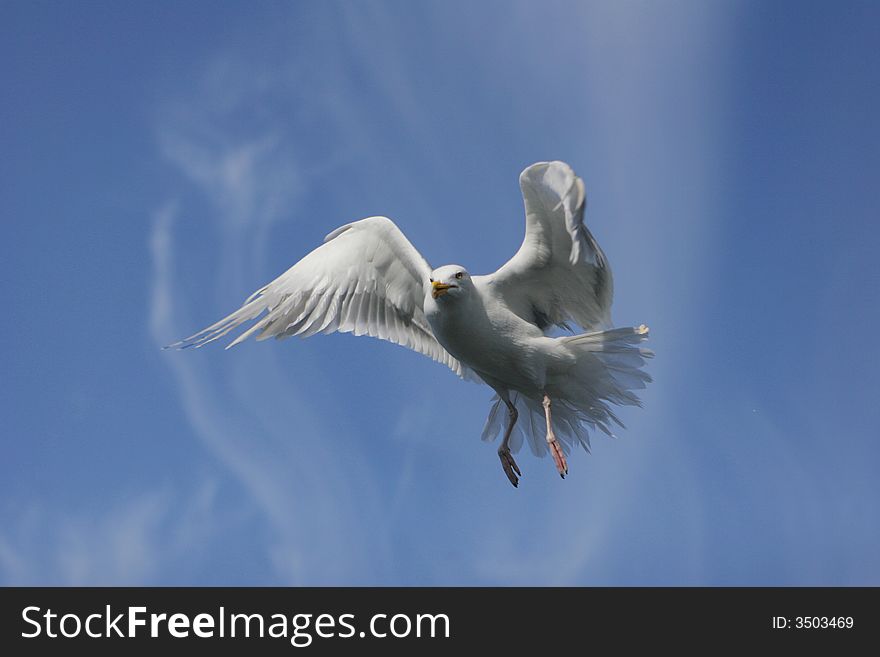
(431, 281), (454, 299)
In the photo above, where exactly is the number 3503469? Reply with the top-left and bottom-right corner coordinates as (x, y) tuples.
(798, 617), (853, 629)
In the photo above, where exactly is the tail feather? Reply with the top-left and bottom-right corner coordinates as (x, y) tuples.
(481, 325), (652, 457)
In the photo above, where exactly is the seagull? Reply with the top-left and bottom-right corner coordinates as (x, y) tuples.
(170, 161), (652, 487)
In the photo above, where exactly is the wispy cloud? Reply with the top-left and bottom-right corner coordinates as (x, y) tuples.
(149, 57), (393, 583)
(0, 479), (219, 585)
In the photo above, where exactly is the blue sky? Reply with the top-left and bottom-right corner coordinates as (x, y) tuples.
(2, 1), (878, 585)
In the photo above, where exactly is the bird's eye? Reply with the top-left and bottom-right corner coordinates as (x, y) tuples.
(429, 278), (434, 283)
(455, 272), (463, 279)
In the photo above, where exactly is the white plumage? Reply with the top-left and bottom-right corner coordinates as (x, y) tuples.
(171, 161), (652, 486)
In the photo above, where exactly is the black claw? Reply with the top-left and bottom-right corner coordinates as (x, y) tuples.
(499, 449), (522, 488)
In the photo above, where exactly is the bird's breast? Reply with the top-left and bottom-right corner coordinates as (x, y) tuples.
(424, 294), (544, 391)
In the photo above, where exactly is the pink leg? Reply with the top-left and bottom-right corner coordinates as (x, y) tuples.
(543, 394), (568, 478)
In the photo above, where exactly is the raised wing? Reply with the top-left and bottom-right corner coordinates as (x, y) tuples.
(169, 216), (471, 379)
(489, 161), (613, 331)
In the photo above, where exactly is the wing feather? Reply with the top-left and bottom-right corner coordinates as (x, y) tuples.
(168, 216), (472, 379)
(489, 161), (613, 331)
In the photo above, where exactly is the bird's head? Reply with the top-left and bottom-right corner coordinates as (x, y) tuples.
(429, 265), (471, 300)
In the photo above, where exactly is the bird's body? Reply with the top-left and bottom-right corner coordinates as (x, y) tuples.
(171, 161), (652, 486)
(425, 274), (553, 394)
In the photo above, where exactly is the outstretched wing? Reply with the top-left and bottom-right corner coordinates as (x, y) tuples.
(488, 161), (613, 331)
(169, 216), (471, 379)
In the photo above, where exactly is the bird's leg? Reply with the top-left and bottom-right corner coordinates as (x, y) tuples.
(543, 394), (568, 478)
(497, 397), (521, 488)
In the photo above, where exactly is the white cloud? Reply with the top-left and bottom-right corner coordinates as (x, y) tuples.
(149, 58), (393, 583)
(0, 479), (219, 585)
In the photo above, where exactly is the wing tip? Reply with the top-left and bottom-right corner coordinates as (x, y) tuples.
(519, 160), (575, 183)
(162, 336), (204, 351)
(519, 160), (551, 183)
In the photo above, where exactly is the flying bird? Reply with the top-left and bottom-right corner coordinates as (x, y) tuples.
(170, 161), (652, 487)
